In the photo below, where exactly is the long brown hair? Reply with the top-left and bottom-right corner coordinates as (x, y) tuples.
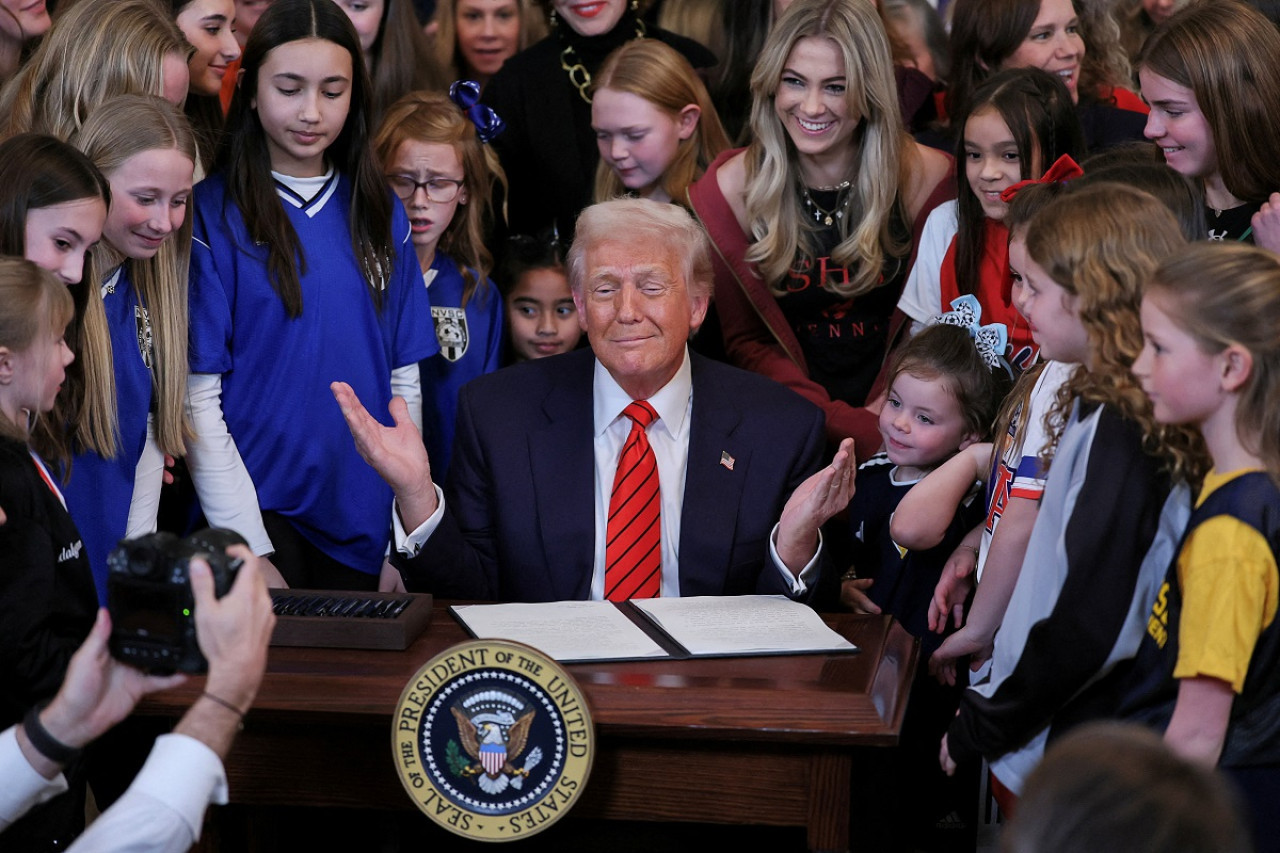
(219, 0), (395, 318)
(1026, 183), (1207, 482)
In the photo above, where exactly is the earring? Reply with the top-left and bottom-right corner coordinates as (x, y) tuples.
(549, 6), (558, 28)
(630, 0), (639, 11)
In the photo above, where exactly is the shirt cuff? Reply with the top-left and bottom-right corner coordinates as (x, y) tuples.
(128, 734), (228, 839)
(0, 725), (68, 830)
(768, 523), (822, 596)
(393, 484), (447, 557)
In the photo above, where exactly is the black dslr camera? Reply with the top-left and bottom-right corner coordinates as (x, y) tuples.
(107, 528), (246, 674)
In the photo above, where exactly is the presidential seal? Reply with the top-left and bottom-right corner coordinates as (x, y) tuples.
(392, 640), (594, 841)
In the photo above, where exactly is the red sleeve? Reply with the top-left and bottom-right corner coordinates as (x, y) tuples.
(689, 151), (956, 462)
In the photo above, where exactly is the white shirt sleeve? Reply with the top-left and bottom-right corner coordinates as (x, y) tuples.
(68, 734), (227, 853)
(768, 525), (823, 596)
(898, 200), (959, 325)
(124, 415), (164, 538)
(393, 484), (447, 556)
(0, 725), (68, 832)
(390, 364), (424, 436)
(185, 373), (274, 555)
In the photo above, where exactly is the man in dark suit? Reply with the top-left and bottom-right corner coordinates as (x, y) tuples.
(333, 198), (854, 602)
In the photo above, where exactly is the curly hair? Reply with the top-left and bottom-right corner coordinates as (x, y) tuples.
(947, 0), (1132, 122)
(1147, 242), (1280, 485)
(1025, 183), (1207, 483)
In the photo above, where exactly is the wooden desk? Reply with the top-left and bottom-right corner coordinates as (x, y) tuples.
(138, 606), (916, 852)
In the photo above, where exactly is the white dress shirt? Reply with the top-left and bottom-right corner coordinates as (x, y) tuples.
(396, 348), (820, 596)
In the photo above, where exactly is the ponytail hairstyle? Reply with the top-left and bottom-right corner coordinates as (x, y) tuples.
(71, 94), (197, 460)
(0, 133), (111, 465)
(745, 0), (909, 297)
(219, 0), (395, 318)
(954, 67), (1083, 298)
(0, 0), (190, 141)
(1024, 183), (1207, 482)
(947, 0), (1130, 122)
(590, 39), (729, 208)
(0, 257), (74, 444)
(1147, 242), (1280, 485)
(373, 88), (507, 307)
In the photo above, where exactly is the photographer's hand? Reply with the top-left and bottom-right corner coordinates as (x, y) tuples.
(176, 549), (275, 759)
(18, 610), (185, 779)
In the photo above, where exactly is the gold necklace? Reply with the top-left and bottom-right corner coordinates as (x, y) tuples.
(800, 181), (852, 227)
(559, 18), (646, 104)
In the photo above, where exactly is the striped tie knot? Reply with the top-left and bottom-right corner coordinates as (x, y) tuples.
(622, 400), (657, 429)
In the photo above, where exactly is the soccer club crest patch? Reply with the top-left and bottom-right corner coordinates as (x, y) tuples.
(392, 640), (595, 841)
(432, 306), (469, 362)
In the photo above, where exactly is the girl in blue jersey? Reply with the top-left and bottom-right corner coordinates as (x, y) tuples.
(1126, 242), (1280, 850)
(372, 85), (506, 480)
(189, 0), (437, 590)
(61, 95), (211, 601)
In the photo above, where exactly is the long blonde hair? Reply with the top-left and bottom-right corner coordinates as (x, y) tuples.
(1148, 243), (1280, 485)
(0, 258), (73, 444)
(1026, 183), (1207, 483)
(744, 0), (910, 298)
(591, 39), (729, 208)
(70, 95), (196, 459)
(0, 0), (189, 141)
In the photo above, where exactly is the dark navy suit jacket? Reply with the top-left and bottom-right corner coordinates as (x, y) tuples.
(396, 349), (827, 602)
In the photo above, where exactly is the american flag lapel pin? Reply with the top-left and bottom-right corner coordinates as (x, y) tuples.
(720, 451), (735, 471)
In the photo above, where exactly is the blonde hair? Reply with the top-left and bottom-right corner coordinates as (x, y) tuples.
(744, 0), (910, 298)
(374, 89), (507, 307)
(0, 0), (189, 141)
(434, 0), (545, 81)
(590, 39), (729, 208)
(70, 95), (196, 459)
(1147, 242), (1280, 485)
(1026, 183), (1207, 483)
(0, 258), (74, 443)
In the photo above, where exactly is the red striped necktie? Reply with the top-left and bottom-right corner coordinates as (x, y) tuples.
(604, 400), (661, 601)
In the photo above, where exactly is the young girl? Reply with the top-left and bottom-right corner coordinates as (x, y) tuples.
(373, 85), (506, 481)
(0, 132), (110, 470)
(1137, 1), (1280, 245)
(1123, 241), (1280, 849)
(936, 184), (1206, 809)
(0, 0), (51, 84)
(900, 67), (1084, 373)
(190, 0), (437, 590)
(687, 0), (952, 462)
(0, 0), (191, 140)
(947, 0), (1147, 152)
(497, 232), (581, 363)
(64, 96), (244, 601)
(0, 257), (96, 849)
(169, 0), (241, 170)
(335, 0), (441, 121)
(590, 38), (730, 208)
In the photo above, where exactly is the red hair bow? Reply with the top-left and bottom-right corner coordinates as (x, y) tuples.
(999, 154), (1084, 204)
